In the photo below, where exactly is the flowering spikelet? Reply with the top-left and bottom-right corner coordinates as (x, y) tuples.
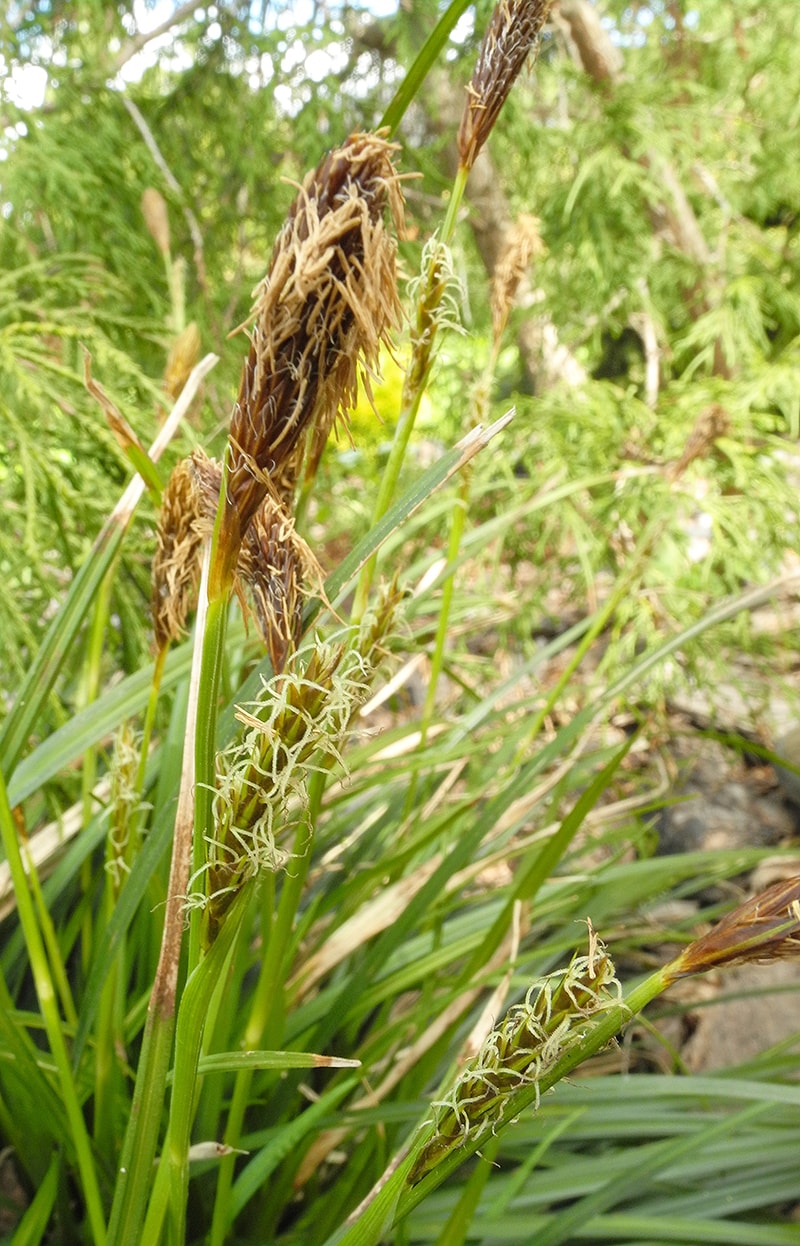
(669, 876), (800, 979)
(411, 938), (622, 1181)
(218, 132), (404, 585)
(152, 448), (321, 668)
(199, 592), (401, 940)
(142, 187), (171, 257)
(107, 724), (144, 893)
(458, 0), (555, 171)
(490, 213), (545, 343)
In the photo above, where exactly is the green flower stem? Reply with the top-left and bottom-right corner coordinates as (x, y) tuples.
(327, 962), (673, 1246)
(108, 547), (216, 1246)
(353, 164), (470, 620)
(93, 928), (123, 1158)
(351, 384), (429, 621)
(405, 252), (506, 816)
(165, 248), (186, 337)
(440, 163), (469, 247)
(406, 297), (498, 815)
(0, 766), (106, 1246)
(106, 991), (179, 1245)
(112, 502), (233, 1239)
(80, 568), (126, 1162)
(424, 489), (468, 728)
(137, 643), (167, 799)
(141, 889), (249, 1245)
(78, 569), (112, 977)
(188, 589), (230, 972)
(209, 770), (326, 1246)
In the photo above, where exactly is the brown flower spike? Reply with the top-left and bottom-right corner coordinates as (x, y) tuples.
(237, 499), (310, 676)
(458, 0), (555, 170)
(216, 131), (403, 589)
(152, 449), (315, 671)
(670, 875), (800, 978)
(151, 454), (207, 650)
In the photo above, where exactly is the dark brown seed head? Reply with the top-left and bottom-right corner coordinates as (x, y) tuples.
(671, 876), (800, 979)
(458, 0), (554, 171)
(218, 131), (403, 583)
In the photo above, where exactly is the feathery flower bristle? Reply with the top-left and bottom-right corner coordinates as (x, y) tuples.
(458, 0), (554, 171)
(219, 131), (404, 582)
(199, 600), (401, 939)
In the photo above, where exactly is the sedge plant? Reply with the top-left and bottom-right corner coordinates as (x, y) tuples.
(2, 3), (800, 1245)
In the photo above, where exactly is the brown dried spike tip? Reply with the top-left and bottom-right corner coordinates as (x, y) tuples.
(671, 875), (800, 979)
(458, 0), (555, 171)
(151, 455), (206, 650)
(220, 132), (403, 581)
(142, 187), (171, 257)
